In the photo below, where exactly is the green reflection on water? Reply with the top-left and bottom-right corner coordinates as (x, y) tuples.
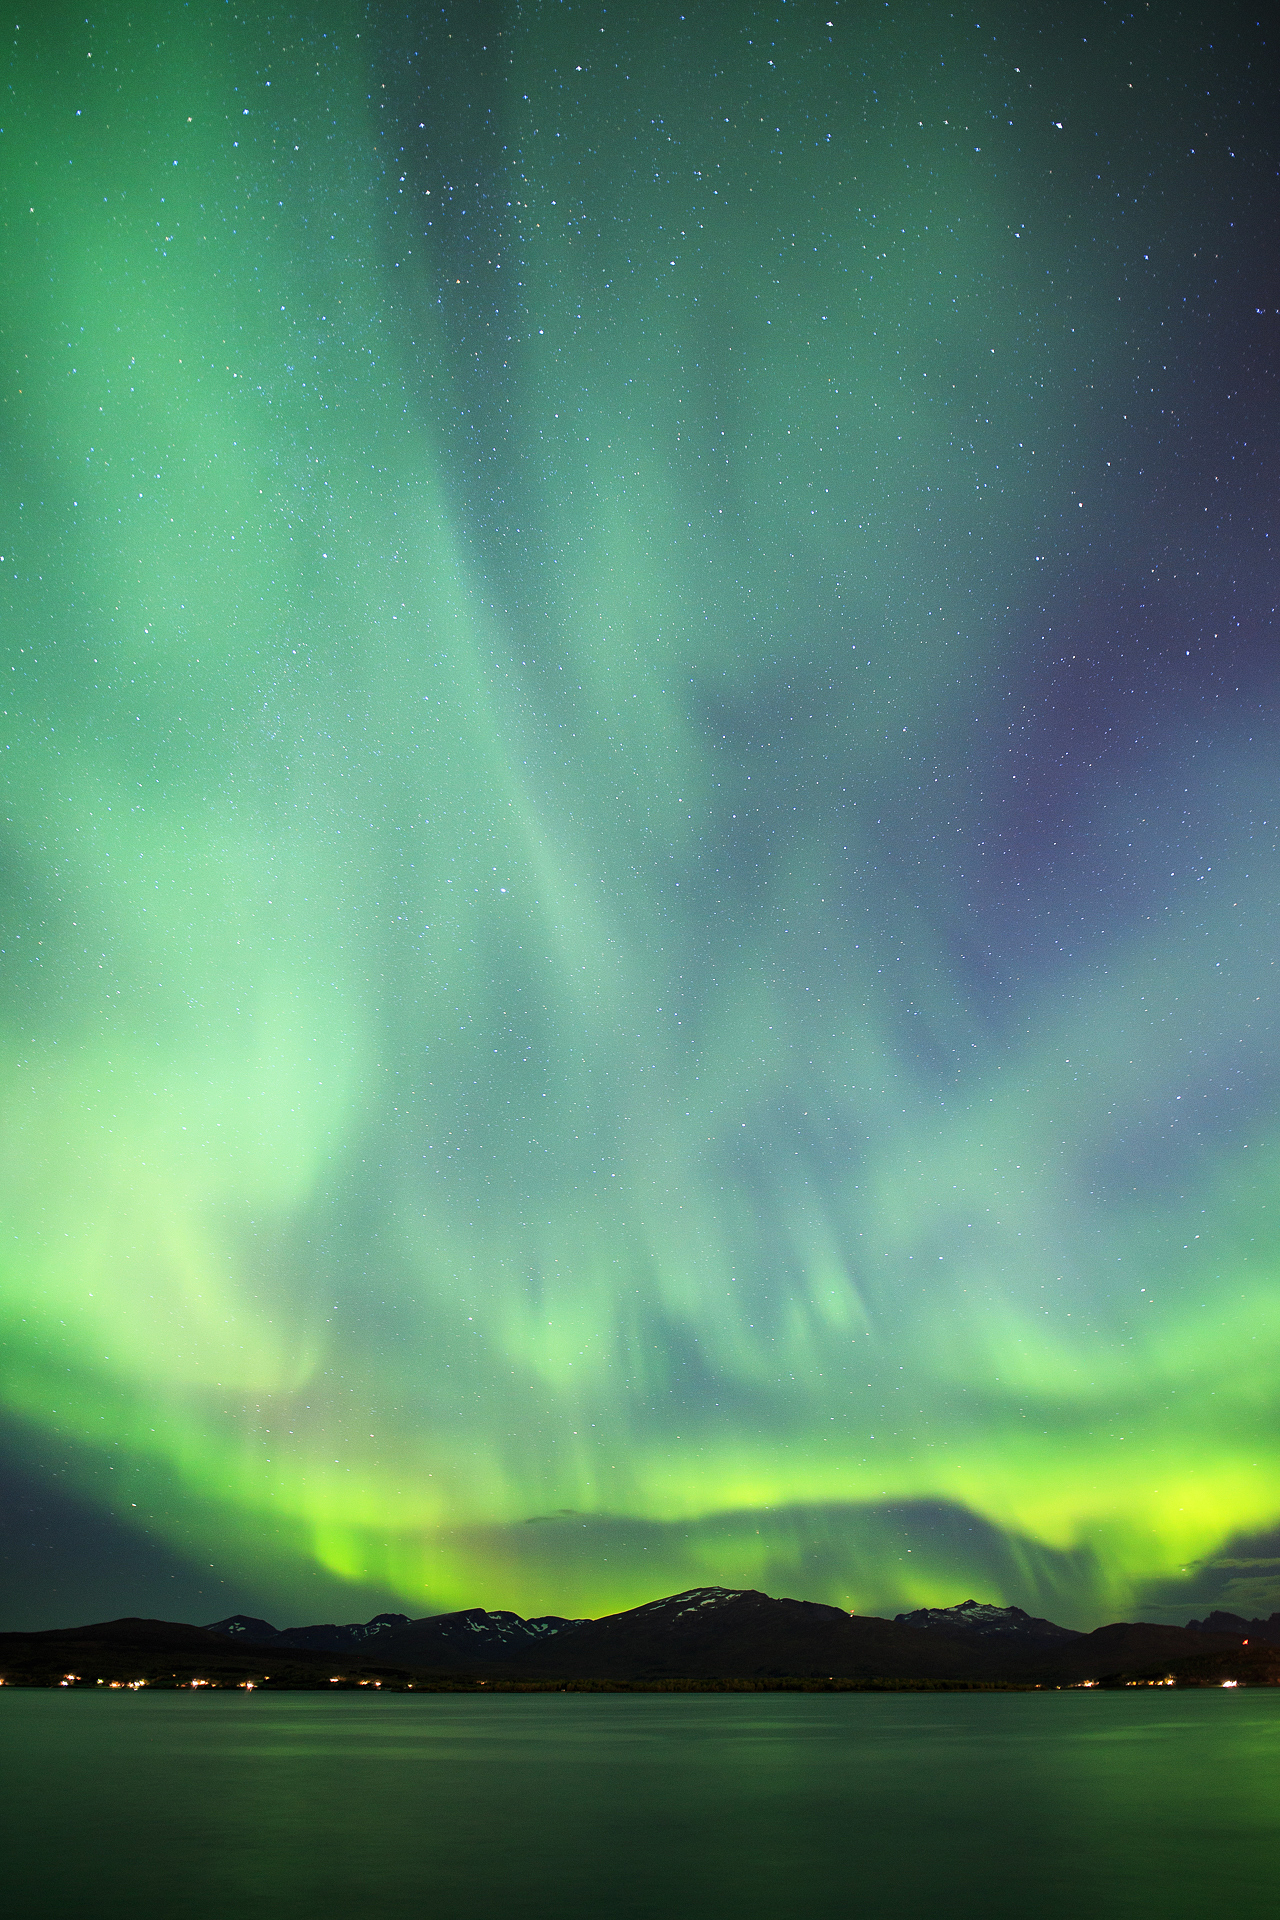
(4, 1692), (1279, 1918)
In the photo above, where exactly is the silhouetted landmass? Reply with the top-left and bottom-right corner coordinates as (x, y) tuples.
(1185, 1610), (1280, 1645)
(0, 1587), (1261, 1690)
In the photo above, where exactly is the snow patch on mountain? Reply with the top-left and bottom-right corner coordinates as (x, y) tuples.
(894, 1599), (1080, 1641)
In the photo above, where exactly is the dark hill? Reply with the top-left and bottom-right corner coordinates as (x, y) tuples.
(1186, 1610), (1280, 1645)
(0, 1617), (343, 1688)
(206, 1612), (413, 1654)
(22, 1617), (237, 1653)
(1026, 1621), (1247, 1686)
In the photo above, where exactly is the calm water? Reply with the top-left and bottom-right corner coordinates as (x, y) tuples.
(4, 1690), (1279, 1917)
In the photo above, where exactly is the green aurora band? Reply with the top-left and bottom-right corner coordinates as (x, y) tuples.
(3, 2), (1278, 1627)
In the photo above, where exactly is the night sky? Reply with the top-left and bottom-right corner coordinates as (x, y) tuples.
(3, 1), (1278, 1633)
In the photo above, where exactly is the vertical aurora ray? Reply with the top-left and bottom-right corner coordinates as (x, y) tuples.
(2, 1), (1278, 1627)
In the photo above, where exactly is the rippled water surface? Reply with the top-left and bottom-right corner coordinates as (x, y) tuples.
(5, 1691), (1279, 1917)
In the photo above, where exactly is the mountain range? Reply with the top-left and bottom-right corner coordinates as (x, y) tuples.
(2, 1588), (1274, 1690)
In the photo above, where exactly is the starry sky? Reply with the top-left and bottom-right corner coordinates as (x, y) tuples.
(2, 1), (1278, 1633)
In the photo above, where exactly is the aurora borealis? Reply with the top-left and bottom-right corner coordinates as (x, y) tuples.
(2, 1), (1278, 1632)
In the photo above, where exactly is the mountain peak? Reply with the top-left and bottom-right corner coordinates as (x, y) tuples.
(630, 1587), (748, 1619)
(895, 1601), (1080, 1641)
(205, 1614), (278, 1640)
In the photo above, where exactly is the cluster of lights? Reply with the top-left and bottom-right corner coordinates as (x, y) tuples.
(6, 1665), (1269, 1693)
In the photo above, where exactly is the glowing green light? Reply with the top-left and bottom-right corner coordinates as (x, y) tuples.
(2, 2), (1275, 1630)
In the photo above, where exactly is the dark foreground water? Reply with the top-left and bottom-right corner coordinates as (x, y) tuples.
(4, 1690), (1280, 1918)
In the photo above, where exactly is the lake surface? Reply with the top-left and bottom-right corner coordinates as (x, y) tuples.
(4, 1690), (1279, 1917)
